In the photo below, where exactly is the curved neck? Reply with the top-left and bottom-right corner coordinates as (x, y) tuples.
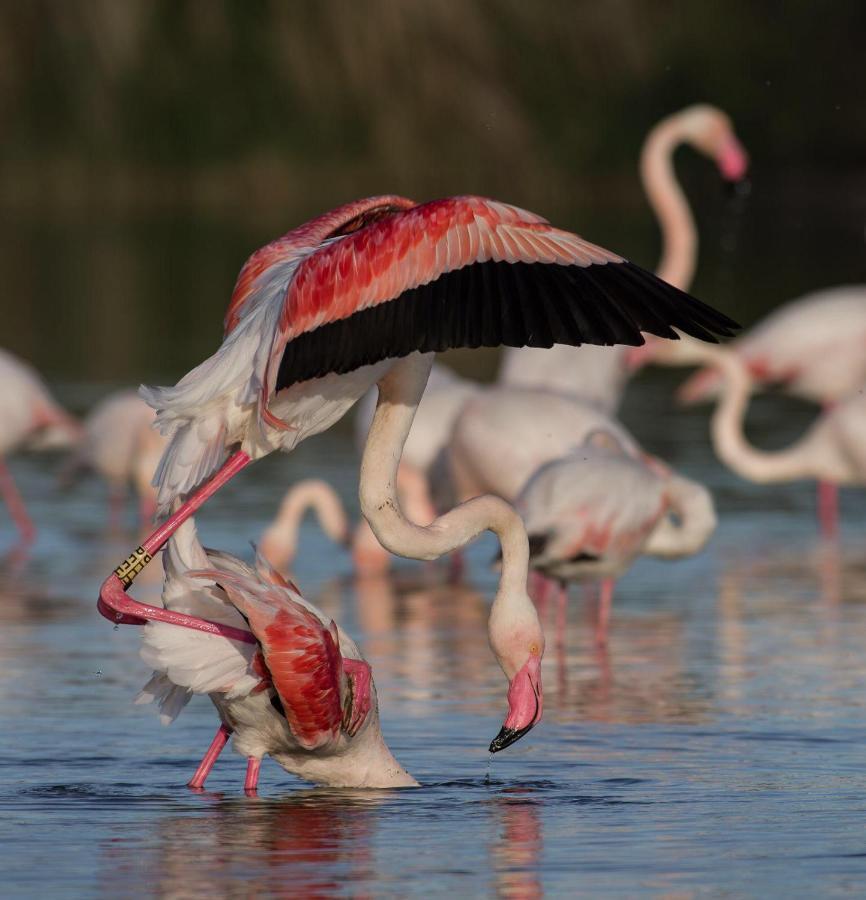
(699, 346), (812, 483)
(260, 479), (348, 568)
(360, 354), (536, 674)
(640, 117), (698, 291)
(643, 474), (717, 558)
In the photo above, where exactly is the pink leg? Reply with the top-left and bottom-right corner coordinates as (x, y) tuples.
(447, 548), (465, 583)
(244, 757), (261, 795)
(529, 571), (553, 621)
(817, 480), (839, 541)
(97, 450), (257, 643)
(343, 658), (373, 735)
(595, 579), (614, 647)
(188, 723), (232, 790)
(0, 458), (36, 544)
(555, 581), (568, 694)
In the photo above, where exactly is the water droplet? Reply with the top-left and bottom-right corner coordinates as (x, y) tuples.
(95, 670), (102, 677)
(113, 624), (119, 631)
(485, 753), (493, 785)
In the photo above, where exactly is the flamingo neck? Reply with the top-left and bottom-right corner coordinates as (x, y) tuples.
(643, 474), (717, 558)
(700, 346), (812, 483)
(640, 117), (698, 291)
(359, 353), (536, 674)
(260, 479), (348, 569)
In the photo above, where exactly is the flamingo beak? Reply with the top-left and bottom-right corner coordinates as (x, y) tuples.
(489, 654), (543, 753)
(716, 134), (749, 183)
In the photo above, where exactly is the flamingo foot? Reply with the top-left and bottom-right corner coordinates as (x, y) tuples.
(188, 723), (233, 790)
(595, 579), (614, 648)
(244, 757), (261, 795)
(817, 480), (839, 541)
(0, 458), (36, 545)
(343, 658), (373, 736)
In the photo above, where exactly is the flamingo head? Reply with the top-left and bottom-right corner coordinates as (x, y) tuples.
(678, 105), (749, 183)
(488, 604), (545, 753)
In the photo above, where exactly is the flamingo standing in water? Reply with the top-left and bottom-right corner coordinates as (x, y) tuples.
(135, 521), (416, 791)
(65, 390), (167, 527)
(498, 104), (748, 412)
(0, 349), (81, 546)
(644, 337), (866, 532)
(449, 389), (716, 643)
(98, 194), (736, 752)
(673, 285), (866, 536)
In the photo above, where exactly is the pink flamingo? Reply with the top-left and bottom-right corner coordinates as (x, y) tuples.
(498, 104), (748, 412)
(646, 337), (866, 534)
(65, 390), (166, 526)
(136, 521), (416, 791)
(97, 194), (736, 752)
(514, 433), (716, 645)
(675, 286), (866, 536)
(0, 348), (81, 546)
(449, 390), (716, 643)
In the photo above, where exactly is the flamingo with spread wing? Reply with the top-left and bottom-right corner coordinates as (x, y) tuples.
(97, 193), (736, 752)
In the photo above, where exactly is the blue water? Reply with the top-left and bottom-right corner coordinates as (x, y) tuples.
(2, 375), (866, 897)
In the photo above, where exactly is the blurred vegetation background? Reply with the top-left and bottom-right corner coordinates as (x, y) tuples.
(1, 0), (864, 384)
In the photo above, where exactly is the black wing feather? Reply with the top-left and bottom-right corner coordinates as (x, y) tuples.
(276, 259), (738, 390)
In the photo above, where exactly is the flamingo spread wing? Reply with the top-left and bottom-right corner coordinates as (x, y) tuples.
(189, 569), (347, 751)
(263, 195), (738, 397)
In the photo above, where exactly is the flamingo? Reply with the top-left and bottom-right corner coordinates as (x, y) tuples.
(64, 390), (167, 527)
(449, 389), (716, 642)
(498, 104), (748, 413)
(97, 194), (736, 752)
(514, 432), (716, 644)
(673, 285), (866, 536)
(645, 337), (866, 534)
(135, 520), (416, 791)
(0, 348), (81, 546)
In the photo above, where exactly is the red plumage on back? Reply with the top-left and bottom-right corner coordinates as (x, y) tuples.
(190, 569), (346, 751)
(223, 195), (417, 335)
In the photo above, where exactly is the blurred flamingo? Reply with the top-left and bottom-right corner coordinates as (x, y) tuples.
(450, 390), (716, 643)
(647, 337), (866, 536)
(135, 520), (416, 791)
(674, 285), (866, 535)
(0, 349), (81, 546)
(97, 194), (735, 751)
(499, 104), (748, 412)
(64, 390), (166, 527)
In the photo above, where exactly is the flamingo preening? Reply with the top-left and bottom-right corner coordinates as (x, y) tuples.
(136, 521), (416, 791)
(498, 104), (748, 412)
(97, 193), (736, 754)
(448, 388), (716, 643)
(0, 349), (81, 547)
(645, 337), (866, 534)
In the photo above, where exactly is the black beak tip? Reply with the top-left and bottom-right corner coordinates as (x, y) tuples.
(489, 725), (531, 754)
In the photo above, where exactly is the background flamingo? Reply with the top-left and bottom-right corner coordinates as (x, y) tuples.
(64, 390), (166, 527)
(646, 337), (866, 537)
(136, 520), (416, 791)
(514, 433), (716, 644)
(498, 104), (748, 412)
(674, 285), (866, 535)
(0, 348), (81, 546)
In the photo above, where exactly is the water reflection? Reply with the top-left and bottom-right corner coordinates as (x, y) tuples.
(488, 790), (544, 900)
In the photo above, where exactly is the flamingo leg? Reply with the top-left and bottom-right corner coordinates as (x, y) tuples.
(244, 757), (261, 795)
(97, 449), (256, 643)
(0, 458), (36, 545)
(817, 480), (839, 541)
(188, 723), (233, 790)
(595, 578), (615, 647)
